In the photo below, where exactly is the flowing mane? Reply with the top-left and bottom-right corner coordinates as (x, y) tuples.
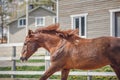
(34, 23), (80, 42)
(29, 23), (81, 45)
(35, 23), (60, 33)
(51, 28), (81, 44)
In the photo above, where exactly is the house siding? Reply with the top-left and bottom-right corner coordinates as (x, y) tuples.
(9, 7), (55, 43)
(59, 0), (120, 38)
(9, 21), (26, 43)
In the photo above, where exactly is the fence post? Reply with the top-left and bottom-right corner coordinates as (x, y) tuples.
(87, 70), (92, 80)
(45, 51), (50, 80)
(87, 76), (92, 80)
(11, 46), (16, 78)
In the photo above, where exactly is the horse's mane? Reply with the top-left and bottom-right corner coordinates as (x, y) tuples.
(27, 23), (60, 38)
(28, 23), (81, 44)
(35, 23), (59, 33)
(56, 29), (81, 44)
(35, 23), (80, 40)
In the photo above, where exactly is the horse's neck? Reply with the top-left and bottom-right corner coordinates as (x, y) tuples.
(43, 35), (61, 54)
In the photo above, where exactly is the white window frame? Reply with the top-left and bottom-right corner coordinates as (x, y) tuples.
(109, 9), (120, 37)
(35, 17), (45, 27)
(53, 16), (57, 24)
(7, 26), (9, 43)
(71, 13), (88, 38)
(18, 18), (26, 28)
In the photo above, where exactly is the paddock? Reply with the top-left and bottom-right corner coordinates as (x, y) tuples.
(0, 43), (117, 80)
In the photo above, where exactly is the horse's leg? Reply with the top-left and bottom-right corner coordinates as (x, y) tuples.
(39, 65), (61, 80)
(61, 69), (70, 80)
(107, 51), (120, 80)
(110, 64), (120, 80)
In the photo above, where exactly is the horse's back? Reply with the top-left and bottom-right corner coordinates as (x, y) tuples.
(66, 36), (120, 70)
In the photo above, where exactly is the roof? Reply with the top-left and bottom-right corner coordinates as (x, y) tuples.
(8, 6), (56, 25)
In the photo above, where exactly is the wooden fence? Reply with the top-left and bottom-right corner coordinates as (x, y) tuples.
(0, 43), (116, 80)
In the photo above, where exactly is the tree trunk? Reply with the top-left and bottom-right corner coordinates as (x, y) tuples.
(0, 0), (4, 43)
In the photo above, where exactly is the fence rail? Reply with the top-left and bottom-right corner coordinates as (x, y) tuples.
(0, 43), (117, 80)
(0, 71), (116, 76)
(0, 56), (46, 61)
(0, 43), (23, 47)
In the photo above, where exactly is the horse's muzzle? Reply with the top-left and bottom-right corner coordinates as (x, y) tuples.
(20, 57), (28, 62)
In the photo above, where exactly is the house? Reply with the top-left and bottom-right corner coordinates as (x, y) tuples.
(8, 6), (56, 43)
(59, 0), (120, 38)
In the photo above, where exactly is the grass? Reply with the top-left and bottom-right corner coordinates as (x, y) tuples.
(16, 66), (45, 71)
(0, 67), (11, 71)
(0, 66), (45, 71)
(16, 59), (45, 63)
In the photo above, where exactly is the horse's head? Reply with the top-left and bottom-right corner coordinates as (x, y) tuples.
(20, 30), (41, 61)
(20, 23), (60, 61)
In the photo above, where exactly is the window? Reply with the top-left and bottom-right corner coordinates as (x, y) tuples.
(71, 13), (88, 38)
(109, 9), (120, 37)
(53, 16), (57, 23)
(35, 17), (45, 26)
(18, 18), (26, 27)
(29, 5), (34, 10)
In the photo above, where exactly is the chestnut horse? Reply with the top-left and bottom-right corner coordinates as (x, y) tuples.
(20, 24), (77, 80)
(20, 24), (120, 80)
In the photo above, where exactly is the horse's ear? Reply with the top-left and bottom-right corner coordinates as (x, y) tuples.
(28, 29), (33, 37)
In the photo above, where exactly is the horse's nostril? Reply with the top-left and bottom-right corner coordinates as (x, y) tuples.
(20, 57), (22, 60)
(20, 57), (24, 61)
(20, 57), (28, 62)
(24, 57), (28, 61)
